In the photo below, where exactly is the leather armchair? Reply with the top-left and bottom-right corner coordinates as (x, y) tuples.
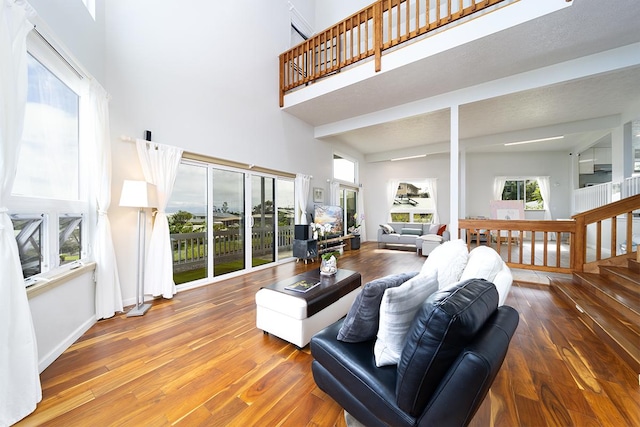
(310, 279), (519, 427)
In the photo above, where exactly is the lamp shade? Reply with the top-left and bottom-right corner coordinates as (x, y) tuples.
(119, 180), (158, 208)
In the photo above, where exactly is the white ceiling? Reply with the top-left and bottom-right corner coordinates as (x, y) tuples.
(282, 0), (640, 159)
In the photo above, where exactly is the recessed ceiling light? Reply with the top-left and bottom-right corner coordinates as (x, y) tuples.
(504, 136), (564, 146)
(390, 154), (427, 161)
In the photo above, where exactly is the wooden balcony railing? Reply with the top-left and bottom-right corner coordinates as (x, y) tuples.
(279, 0), (508, 106)
(459, 194), (640, 274)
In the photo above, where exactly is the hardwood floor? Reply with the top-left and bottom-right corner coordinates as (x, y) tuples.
(16, 243), (640, 426)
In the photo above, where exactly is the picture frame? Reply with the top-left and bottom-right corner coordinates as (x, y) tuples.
(313, 187), (324, 203)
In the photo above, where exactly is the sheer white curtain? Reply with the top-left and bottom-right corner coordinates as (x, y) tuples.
(537, 176), (552, 220)
(493, 176), (507, 201)
(0, 1), (42, 424)
(329, 180), (340, 205)
(295, 173), (311, 224)
(89, 81), (123, 320)
(386, 179), (399, 221)
(424, 178), (439, 224)
(136, 140), (183, 299)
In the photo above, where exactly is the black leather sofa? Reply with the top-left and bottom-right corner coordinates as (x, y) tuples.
(310, 278), (519, 427)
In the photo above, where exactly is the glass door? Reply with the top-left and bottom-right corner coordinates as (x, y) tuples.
(167, 162), (208, 285)
(212, 168), (245, 276)
(251, 175), (275, 267)
(340, 187), (358, 233)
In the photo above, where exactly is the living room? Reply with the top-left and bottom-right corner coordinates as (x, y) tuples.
(3, 0), (639, 425)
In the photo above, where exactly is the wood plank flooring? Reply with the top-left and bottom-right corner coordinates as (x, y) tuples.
(16, 243), (640, 426)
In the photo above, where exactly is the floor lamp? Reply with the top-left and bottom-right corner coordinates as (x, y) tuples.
(119, 180), (158, 317)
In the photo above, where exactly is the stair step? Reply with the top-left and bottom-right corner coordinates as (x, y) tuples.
(599, 265), (640, 292)
(627, 258), (640, 274)
(550, 277), (640, 378)
(574, 272), (640, 327)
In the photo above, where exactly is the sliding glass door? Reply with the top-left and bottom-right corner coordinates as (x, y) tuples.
(168, 160), (295, 286)
(212, 168), (245, 276)
(251, 175), (275, 267)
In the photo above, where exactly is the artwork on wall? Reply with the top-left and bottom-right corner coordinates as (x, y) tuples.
(313, 187), (324, 203)
(490, 200), (524, 220)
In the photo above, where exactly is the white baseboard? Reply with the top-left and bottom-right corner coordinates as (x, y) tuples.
(38, 316), (96, 373)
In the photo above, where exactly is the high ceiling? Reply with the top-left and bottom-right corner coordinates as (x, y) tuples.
(282, 0), (640, 160)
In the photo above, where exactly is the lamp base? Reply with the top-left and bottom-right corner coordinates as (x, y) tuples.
(126, 303), (152, 317)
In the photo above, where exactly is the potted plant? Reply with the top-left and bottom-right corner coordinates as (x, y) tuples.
(320, 250), (339, 276)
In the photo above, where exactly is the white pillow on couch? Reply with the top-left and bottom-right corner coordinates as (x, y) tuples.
(459, 246), (512, 306)
(374, 270), (439, 367)
(420, 239), (469, 288)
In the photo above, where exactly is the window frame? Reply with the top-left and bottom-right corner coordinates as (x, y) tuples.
(501, 178), (544, 211)
(7, 32), (93, 284)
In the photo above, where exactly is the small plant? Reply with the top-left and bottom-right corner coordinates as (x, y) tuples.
(321, 251), (339, 261)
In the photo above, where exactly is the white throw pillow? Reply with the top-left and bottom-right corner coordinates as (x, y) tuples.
(374, 270), (439, 367)
(459, 246), (504, 284)
(420, 239), (469, 289)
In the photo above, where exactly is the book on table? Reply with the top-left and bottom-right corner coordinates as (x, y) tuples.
(285, 279), (321, 293)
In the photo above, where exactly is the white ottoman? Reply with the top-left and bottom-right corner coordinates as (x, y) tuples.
(256, 269), (362, 348)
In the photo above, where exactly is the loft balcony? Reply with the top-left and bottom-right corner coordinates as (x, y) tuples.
(279, 0), (571, 109)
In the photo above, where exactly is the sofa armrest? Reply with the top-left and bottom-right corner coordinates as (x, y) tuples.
(441, 230), (450, 241)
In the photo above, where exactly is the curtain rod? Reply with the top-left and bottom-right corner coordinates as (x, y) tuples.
(33, 27), (83, 79)
(120, 135), (296, 179)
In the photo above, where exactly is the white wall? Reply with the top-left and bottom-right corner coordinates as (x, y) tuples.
(465, 151), (572, 220)
(314, 0), (371, 31)
(104, 0), (334, 303)
(28, 0), (106, 82)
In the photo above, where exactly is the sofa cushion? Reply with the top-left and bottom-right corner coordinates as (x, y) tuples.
(401, 228), (423, 236)
(437, 224), (447, 236)
(337, 272), (419, 343)
(396, 278), (499, 416)
(374, 270), (439, 367)
(380, 224), (395, 234)
(420, 239), (469, 288)
(459, 246), (504, 284)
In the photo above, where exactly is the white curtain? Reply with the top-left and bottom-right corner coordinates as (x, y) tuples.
(537, 176), (552, 220)
(424, 178), (439, 224)
(386, 179), (399, 222)
(0, 1), (42, 425)
(295, 173), (311, 224)
(136, 140), (183, 299)
(89, 81), (123, 319)
(329, 180), (340, 205)
(493, 176), (507, 201)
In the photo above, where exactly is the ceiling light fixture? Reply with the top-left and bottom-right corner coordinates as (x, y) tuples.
(390, 154), (427, 161)
(504, 136), (564, 146)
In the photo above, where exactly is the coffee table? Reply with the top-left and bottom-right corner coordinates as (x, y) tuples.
(255, 269), (362, 348)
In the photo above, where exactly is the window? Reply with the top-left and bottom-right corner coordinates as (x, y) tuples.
(390, 180), (435, 223)
(9, 35), (90, 284)
(333, 154), (356, 184)
(501, 179), (544, 210)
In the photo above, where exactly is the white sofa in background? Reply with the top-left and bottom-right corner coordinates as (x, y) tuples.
(378, 222), (450, 254)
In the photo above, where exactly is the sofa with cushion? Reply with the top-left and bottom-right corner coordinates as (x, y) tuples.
(310, 242), (517, 426)
(378, 222), (450, 254)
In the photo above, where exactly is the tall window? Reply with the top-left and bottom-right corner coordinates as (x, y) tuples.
(502, 179), (544, 210)
(9, 38), (89, 283)
(390, 180), (435, 223)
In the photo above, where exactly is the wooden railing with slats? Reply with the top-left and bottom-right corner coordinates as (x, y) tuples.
(459, 194), (640, 274)
(279, 0), (508, 106)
